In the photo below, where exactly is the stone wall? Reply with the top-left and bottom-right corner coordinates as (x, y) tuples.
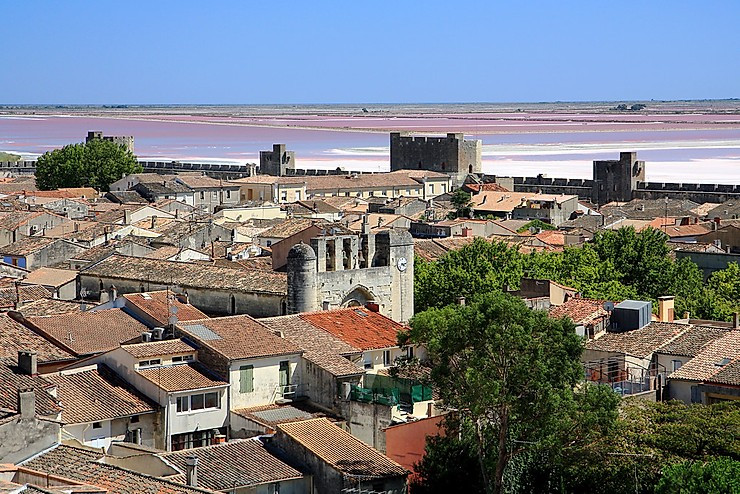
(0, 416), (60, 464)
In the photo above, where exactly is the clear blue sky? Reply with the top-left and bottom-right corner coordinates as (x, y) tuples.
(1, 1), (737, 104)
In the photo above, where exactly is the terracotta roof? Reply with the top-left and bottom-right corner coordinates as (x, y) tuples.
(465, 182), (510, 193)
(123, 291), (208, 326)
(669, 331), (740, 383)
(656, 326), (729, 357)
(0, 313), (73, 363)
(232, 403), (326, 428)
(16, 285), (54, 304)
(22, 444), (216, 494)
(17, 298), (91, 317)
(25, 309), (150, 356)
(0, 359), (61, 417)
(585, 322), (689, 359)
(122, 339), (196, 358)
(20, 267), (77, 288)
(178, 315), (302, 361)
(549, 298), (608, 326)
(175, 175), (239, 190)
(472, 191), (576, 213)
(0, 211), (45, 231)
(413, 237), (476, 261)
(137, 363), (227, 392)
(82, 254), (287, 295)
(44, 364), (158, 424)
(662, 223), (712, 238)
(535, 230), (567, 246)
(277, 418), (407, 477)
(299, 307), (403, 351)
(161, 439), (303, 490)
(0, 236), (59, 256)
(259, 218), (324, 239)
(261, 314), (365, 377)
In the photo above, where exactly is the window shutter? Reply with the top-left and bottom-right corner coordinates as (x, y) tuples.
(240, 365), (254, 393)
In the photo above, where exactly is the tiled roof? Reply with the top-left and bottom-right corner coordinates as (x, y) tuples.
(122, 339), (196, 358)
(82, 254), (287, 295)
(669, 331), (740, 383)
(413, 237), (476, 261)
(123, 291), (208, 326)
(21, 267), (77, 288)
(663, 223), (712, 238)
(585, 322), (689, 359)
(261, 315), (364, 377)
(175, 175), (239, 190)
(178, 315), (302, 361)
(259, 218), (323, 239)
(44, 364), (158, 424)
(22, 444), (216, 494)
(0, 236), (58, 256)
(161, 439), (303, 490)
(277, 418), (407, 477)
(301, 170), (447, 193)
(299, 308), (404, 351)
(25, 308), (150, 356)
(17, 298), (91, 317)
(656, 326), (729, 357)
(0, 358), (61, 417)
(549, 298), (608, 326)
(472, 191), (576, 213)
(233, 404), (318, 427)
(0, 211), (45, 231)
(0, 313), (74, 363)
(17, 285), (54, 304)
(137, 363), (227, 392)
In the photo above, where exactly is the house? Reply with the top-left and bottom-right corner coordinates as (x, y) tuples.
(81, 339), (230, 451)
(44, 363), (160, 449)
(0, 236), (87, 269)
(696, 223), (740, 254)
(35, 197), (91, 219)
(79, 254), (287, 317)
(118, 290), (208, 328)
(344, 213), (412, 233)
(175, 315), (304, 411)
(664, 330), (740, 404)
(549, 297), (610, 339)
(369, 197), (429, 217)
(269, 418), (408, 494)
(230, 175), (308, 204)
(256, 218), (325, 248)
(18, 308), (151, 358)
(470, 191), (579, 226)
(133, 180), (195, 205)
(19, 267), (78, 300)
(0, 313), (75, 372)
(174, 175), (241, 213)
(158, 438), (309, 493)
(0, 210), (69, 247)
(288, 200), (343, 221)
(410, 217), (515, 239)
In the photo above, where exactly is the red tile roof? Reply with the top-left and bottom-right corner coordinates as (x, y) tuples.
(122, 339), (196, 359)
(585, 322), (689, 359)
(669, 331), (740, 383)
(299, 307), (404, 351)
(549, 298), (608, 327)
(137, 363), (227, 392)
(123, 291), (208, 327)
(0, 313), (74, 363)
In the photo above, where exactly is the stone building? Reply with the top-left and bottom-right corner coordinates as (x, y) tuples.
(592, 151), (646, 205)
(86, 131), (135, 154)
(286, 225), (415, 323)
(260, 143), (296, 176)
(390, 132), (482, 186)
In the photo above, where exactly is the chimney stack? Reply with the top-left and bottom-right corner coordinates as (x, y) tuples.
(108, 285), (118, 303)
(185, 456), (198, 487)
(657, 296), (675, 323)
(17, 388), (36, 420)
(213, 434), (226, 444)
(733, 312), (739, 330)
(123, 209), (132, 225)
(18, 350), (38, 376)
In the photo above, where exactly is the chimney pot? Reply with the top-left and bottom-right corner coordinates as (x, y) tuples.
(185, 455), (198, 487)
(733, 312), (739, 330)
(18, 350), (38, 376)
(17, 388), (36, 419)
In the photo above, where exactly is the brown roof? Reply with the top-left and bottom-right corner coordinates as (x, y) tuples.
(25, 309), (150, 356)
(261, 315), (364, 377)
(22, 444), (216, 494)
(0, 359), (61, 417)
(0, 313), (73, 363)
(137, 363), (227, 392)
(44, 364), (158, 424)
(0, 211), (45, 231)
(656, 325), (729, 357)
(413, 237), (476, 261)
(259, 218), (324, 239)
(20, 267), (77, 288)
(175, 175), (239, 190)
(549, 298), (608, 327)
(17, 285), (54, 304)
(669, 331), (740, 383)
(277, 418), (407, 477)
(17, 298), (91, 317)
(300, 307), (405, 351)
(177, 315), (302, 361)
(585, 322), (689, 359)
(161, 439), (303, 490)
(82, 254), (287, 295)
(0, 236), (59, 256)
(123, 291), (208, 326)
(122, 339), (196, 358)
(472, 191), (576, 213)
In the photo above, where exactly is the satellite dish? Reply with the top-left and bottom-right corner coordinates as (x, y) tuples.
(603, 301), (615, 312)
(170, 305), (179, 314)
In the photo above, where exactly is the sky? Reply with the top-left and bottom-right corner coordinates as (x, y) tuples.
(1, 1), (738, 104)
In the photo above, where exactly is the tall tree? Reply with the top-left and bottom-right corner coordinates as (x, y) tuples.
(35, 139), (141, 191)
(405, 292), (619, 494)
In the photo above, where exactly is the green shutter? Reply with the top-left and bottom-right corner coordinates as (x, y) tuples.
(240, 365), (254, 393)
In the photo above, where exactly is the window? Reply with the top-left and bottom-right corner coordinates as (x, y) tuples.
(176, 396), (189, 413)
(200, 191), (205, 200)
(204, 392), (219, 408)
(383, 350), (392, 366)
(266, 240), (272, 247)
(240, 365), (254, 393)
(191, 394), (205, 410)
(172, 355), (194, 363)
(672, 360), (682, 372)
(226, 190), (231, 199)
(92, 422), (102, 429)
(281, 191), (287, 202)
(364, 356), (372, 369)
(406, 346), (414, 359)
(139, 359), (161, 368)
(130, 415), (140, 423)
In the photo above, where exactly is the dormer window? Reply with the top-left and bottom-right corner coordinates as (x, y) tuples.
(139, 359), (161, 368)
(172, 355), (194, 363)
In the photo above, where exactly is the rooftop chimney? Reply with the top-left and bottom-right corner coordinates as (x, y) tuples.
(365, 302), (380, 312)
(456, 296), (466, 306)
(123, 209), (132, 225)
(109, 285), (118, 303)
(734, 312), (739, 330)
(657, 296), (675, 323)
(213, 434), (226, 445)
(17, 388), (35, 420)
(185, 456), (198, 487)
(18, 350), (38, 376)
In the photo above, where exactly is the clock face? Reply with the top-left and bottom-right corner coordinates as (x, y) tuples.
(397, 257), (408, 272)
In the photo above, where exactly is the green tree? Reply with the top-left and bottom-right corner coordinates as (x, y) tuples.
(516, 219), (557, 233)
(35, 139), (141, 191)
(405, 292), (619, 494)
(694, 263), (740, 321)
(655, 458), (740, 494)
(451, 189), (473, 218)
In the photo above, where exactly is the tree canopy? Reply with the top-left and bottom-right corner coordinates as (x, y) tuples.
(35, 139), (141, 191)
